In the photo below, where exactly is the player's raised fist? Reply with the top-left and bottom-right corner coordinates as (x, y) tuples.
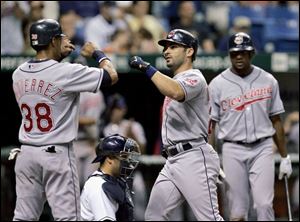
(128, 56), (150, 72)
(81, 42), (98, 58)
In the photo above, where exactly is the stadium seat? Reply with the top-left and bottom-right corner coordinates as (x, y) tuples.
(229, 4), (266, 27)
(263, 18), (299, 52)
(265, 5), (299, 21)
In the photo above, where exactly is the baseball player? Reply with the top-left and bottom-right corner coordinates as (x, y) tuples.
(129, 29), (224, 221)
(208, 32), (293, 221)
(80, 134), (141, 221)
(11, 19), (118, 221)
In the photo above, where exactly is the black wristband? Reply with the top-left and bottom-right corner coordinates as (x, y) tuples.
(92, 50), (110, 63)
(145, 65), (157, 78)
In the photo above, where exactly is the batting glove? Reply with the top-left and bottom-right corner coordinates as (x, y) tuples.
(128, 56), (157, 78)
(8, 148), (21, 160)
(217, 168), (226, 184)
(279, 155), (292, 180)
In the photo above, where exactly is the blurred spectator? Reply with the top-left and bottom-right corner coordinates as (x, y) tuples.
(151, 2), (171, 32)
(85, 1), (127, 49)
(59, 11), (85, 60)
(217, 16), (262, 52)
(1, 1), (29, 55)
(131, 28), (159, 54)
(284, 111), (299, 153)
(28, 1), (44, 22)
(103, 29), (132, 55)
(101, 93), (147, 221)
(126, 1), (166, 51)
(21, 18), (35, 56)
(43, 1), (59, 20)
(171, 1), (216, 54)
(58, 1), (99, 19)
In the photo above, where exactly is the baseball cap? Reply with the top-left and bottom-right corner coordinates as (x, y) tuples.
(107, 94), (127, 109)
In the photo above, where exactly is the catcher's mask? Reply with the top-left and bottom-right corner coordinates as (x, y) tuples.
(92, 134), (141, 178)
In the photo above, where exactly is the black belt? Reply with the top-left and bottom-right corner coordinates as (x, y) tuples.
(163, 143), (193, 157)
(224, 136), (271, 146)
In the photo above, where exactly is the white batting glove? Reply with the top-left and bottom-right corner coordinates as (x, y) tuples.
(8, 148), (21, 160)
(279, 155), (292, 180)
(219, 168), (226, 179)
(217, 168), (226, 184)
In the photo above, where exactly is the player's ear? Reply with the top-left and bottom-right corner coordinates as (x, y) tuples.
(50, 36), (60, 48)
(186, 47), (194, 59)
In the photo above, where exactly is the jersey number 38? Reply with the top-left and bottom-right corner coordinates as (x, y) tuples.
(21, 103), (53, 132)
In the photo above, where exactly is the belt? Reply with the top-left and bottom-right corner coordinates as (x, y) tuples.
(224, 136), (271, 146)
(163, 143), (193, 157)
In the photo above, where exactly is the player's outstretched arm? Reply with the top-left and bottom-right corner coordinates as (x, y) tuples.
(81, 42), (118, 85)
(128, 56), (184, 101)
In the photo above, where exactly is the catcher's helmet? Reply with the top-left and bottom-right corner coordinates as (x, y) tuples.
(30, 19), (65, 50)
(158, 29), (198, 61)
(228, 32), (254, 52)
(92, 134), (141, 178)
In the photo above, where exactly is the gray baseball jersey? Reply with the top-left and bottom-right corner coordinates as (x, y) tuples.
(145, 69), (223, 221)
(161, 69), (209, 146)
(13, 59), (103, 145)
(12, 59), (104, 221)
(209, 65), (284, 142)
(208, 65), (284, 220)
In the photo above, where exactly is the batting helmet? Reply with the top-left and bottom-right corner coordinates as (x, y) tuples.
(228, 32), (255, 52)
(92, 134), (141, 178)
(30, 19), (65, 50)
(158, 29), (198, 61)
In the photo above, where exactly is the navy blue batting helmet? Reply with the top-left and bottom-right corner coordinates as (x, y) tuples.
(228, 32), (254, 52)
(30, 19), (65, 50)
(158, 29), (198, 61)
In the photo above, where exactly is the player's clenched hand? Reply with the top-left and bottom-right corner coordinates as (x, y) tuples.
(81, 42), (98, 58)
(128, 56), (150, 72)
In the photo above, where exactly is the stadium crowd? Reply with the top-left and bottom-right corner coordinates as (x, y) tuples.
(1, 1), (299, 56)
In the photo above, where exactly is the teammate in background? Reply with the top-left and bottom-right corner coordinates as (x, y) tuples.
(101, 93), (147, 154)
(74, 91), (106, 190)
(129, 29), (224, 221)
(11, 19), (118, 220)
(80, 134), (141, 221)
(208, 32), (293, 221)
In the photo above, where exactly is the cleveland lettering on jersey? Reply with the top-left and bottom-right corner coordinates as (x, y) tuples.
(220, 86), (272, 111)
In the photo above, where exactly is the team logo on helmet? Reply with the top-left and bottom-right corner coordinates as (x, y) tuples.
(167, 30), (175, 39)
(234, 35), (243, 45)
(31, 34), (38, 40)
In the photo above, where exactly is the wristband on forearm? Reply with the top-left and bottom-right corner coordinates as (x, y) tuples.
(92, 50), (110, 63)
(145, 65), (157, 79)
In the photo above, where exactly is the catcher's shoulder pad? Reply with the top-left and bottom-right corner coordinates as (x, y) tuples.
(101, 174), (126, 204)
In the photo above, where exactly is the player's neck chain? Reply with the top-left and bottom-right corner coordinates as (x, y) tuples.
(31, 58), (50, 63)
(35, 58), (49, 61)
